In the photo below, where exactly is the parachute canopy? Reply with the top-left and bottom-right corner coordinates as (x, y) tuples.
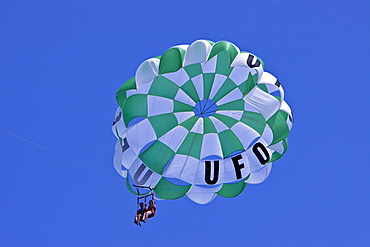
(112, 40), (293, 204)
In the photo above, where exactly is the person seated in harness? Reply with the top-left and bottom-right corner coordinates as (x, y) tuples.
(134, 202), (147, 226)
(142, 200), (156, 223)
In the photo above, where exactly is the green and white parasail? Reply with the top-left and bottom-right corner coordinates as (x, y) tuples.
(112, 40), (293, 204)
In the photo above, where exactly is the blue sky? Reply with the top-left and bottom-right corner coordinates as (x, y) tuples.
(1, 1), (369, 246)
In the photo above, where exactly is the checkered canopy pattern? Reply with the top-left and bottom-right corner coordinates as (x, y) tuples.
(112, 40), (293, 204)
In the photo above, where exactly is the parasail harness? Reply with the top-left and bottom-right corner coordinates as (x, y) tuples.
(133, 185), (156, 226)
